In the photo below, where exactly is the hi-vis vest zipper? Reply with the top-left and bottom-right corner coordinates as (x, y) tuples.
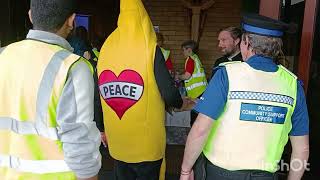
(184, 53), (207, 98)
(0, 40), (91, 180)
(203, 61), (297, 173)
(98, 0), (165, 165)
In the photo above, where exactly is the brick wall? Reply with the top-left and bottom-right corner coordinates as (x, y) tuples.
(144, 0), (242, 77)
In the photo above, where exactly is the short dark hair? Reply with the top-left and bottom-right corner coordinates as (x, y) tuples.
(30, 0), (76, 32)
(181, 40), (199, 53)
(218, 26), (242, 40)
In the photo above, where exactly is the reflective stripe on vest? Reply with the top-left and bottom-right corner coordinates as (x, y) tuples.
(184, 54), (207, 98)
(0, 117), (58, 140)
(0, 155), (71, 173)
(203, 62), (297, 173)
(0, 40), (81, 179)
(185, 82), (207, 91)
(189, 72), (206, 78)
(0, 50), (73, 140)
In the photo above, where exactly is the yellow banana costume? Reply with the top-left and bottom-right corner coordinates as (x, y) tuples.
(97, 0), (166, 179)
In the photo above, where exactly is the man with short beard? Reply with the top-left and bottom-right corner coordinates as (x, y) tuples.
(210, 27), (243, 80)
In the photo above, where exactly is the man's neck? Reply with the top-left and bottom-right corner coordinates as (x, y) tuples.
(56, 28), (68, 39)
(244, 52), (256, 61)
(228, 50), (241, 60)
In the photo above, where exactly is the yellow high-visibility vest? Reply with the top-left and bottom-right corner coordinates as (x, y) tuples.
(204, 62), (297, 173)
(92, 48), (100, 62)
(0, 39), (92, 180)
(184, 53), (207, 98)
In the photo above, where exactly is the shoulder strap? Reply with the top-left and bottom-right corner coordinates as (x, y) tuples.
(278, 65), (297, 79)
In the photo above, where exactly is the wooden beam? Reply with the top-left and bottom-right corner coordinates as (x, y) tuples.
(259, 0), (281, 19)
(298, 0), (319, 93)
(181, 0), (214, 42)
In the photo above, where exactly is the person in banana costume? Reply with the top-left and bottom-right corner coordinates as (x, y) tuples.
(97, 0), (190, 179)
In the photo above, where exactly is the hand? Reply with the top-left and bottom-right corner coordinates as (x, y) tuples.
(177, 97), (196, 111)
(175, 74), (180, 81)
(179, 170), (194, 180)
(83, 51), (91, 60)
(100, 132), (107, 148)
(175, 71), (181, 81)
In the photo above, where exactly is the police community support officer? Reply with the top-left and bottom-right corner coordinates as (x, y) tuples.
(0, 0), (101, 179)
(180, 14), (309, 180)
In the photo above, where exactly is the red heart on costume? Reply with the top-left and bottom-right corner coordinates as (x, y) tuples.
(98, 70), (144, 119)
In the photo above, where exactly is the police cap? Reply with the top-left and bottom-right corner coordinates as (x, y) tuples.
(242, 13), (289, 37)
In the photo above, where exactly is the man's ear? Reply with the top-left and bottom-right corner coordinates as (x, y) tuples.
(28, 10), (33, 24)
(245, 36), (250, 50)
(67, 13), (76, 30)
